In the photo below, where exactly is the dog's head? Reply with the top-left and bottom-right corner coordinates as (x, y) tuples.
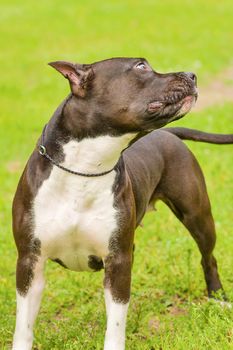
(49, 58), (197, 135)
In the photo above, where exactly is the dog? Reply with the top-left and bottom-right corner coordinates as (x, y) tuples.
(12, 57), (233, 350)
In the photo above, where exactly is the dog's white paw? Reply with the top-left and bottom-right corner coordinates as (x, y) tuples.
(208, 298), (232, 309)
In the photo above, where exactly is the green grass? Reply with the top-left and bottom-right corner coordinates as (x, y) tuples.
(0, 0), (233, 349)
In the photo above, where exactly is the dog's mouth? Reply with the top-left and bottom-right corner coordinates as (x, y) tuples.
(172, 93), (197, 117)
(148, 91), (197, 115)
(144, 90), (198, 129)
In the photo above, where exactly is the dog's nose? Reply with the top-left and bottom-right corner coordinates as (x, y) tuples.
(185, 72), (197, 84)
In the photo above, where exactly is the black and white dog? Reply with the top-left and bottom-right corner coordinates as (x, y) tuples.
(12, 57), (232, 349)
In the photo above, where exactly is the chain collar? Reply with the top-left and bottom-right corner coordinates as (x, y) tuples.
(38, 124), (117, 177)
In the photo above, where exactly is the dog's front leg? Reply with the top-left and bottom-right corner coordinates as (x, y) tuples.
(12, 256), (46, 350)
(103, 252), (132, 350)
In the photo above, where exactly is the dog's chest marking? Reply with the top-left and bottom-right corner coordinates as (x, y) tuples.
(33, 135), (134, 271)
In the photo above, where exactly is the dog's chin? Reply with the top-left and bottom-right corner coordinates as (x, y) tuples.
(174, 95), (197, 118)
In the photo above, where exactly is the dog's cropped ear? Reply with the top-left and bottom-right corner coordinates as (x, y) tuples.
(48, 61), (94, 97)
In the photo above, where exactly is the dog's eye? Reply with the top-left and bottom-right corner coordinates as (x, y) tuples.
(136, 62), (147, 70)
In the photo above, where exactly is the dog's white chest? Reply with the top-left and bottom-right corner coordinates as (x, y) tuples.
(33, 138), (120, 271)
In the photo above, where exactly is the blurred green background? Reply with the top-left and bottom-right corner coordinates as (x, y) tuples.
(0, 0), (233, 349)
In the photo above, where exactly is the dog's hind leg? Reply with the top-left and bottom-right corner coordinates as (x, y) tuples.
(156, 151), (224, 299)
(181, 207), (223, 298)
(163, 192), (224, 298)
(12, 255), (46, 350)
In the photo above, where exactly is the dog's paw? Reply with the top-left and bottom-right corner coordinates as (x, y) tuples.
(208, 298), (232, 309)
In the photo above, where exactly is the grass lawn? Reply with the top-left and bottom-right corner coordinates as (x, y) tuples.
(0, 0), (232, 349)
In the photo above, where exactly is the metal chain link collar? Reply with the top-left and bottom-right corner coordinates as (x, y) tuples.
(38, 124), (117, 177)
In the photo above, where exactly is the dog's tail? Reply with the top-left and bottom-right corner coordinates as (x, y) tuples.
(163, 127), (233, 144)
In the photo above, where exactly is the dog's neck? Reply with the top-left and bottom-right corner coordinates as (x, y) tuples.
(60, 94), (122, 139)
(61, 134), (136, 173)
(46, 95), (138, 173)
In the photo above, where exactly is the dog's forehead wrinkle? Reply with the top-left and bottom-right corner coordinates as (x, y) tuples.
(93, 57), (146, 72)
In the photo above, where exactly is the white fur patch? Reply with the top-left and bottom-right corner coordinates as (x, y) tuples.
(13, 259), (45, 350)
(104, 289), (129, 350)
(33, 134), (135, 271)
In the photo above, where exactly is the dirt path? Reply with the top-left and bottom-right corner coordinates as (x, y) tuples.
(193, 66), (233, 111)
